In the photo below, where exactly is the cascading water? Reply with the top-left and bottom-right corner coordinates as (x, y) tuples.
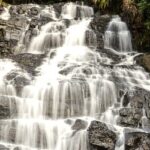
(0, 2), (150, 150)
(104, 16), (132, 52)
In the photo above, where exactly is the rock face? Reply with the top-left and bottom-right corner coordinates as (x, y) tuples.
(0, 96), (17, 119)
(117, 88), (150, 128)
(11, 53), (45, 75)
(0, 17), (28, 57)
(90, 13), (112, 50)
(0, 2), (150, 150)
(88, 121), (117, 150)
(136, 54), (150, 73)
(125, 132), (150, 150)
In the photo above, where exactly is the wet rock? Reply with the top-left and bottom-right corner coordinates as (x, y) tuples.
(6, 71), (30, 88)
(29, 18), (39, 29)
(9, 5), (27, 16)
(122, 92), (130, 107)
(0, 28), (6, 41)
(136, 53), (150, 73)
(125, 132), (150, 150)
(28, 7), (40, 16)
(118, 108), (143, 127)
(72, 119), (88, 130)
(53, 2), (65, 18)
(122, 91), (143, 108)
(97, 48), (125, 62)
(11, 53), (45, 76)
(0, 96), (17, 119)
(130, 95), (143, 108)
(0, 17), (28, 57)
(40, 12), (54, 25)
(88, 120), (116, 150)
(9, 6), (18, 16)
(90, 13), (112, 50)
(17, 5), (27, 14)
(62, 19), (71, 27)
(0, 101), (10, 119)
(122, 88), (150, 121)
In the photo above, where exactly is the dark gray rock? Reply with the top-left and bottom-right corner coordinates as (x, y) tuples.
(0, 28), (6, 41)
(88, 120), (116, 150)
(29, 18), (39, 29)
(72, 119), (88, 130)
(53, 2), (65, 18)
(125, 132), (150, 150)
(40, 12), (54, 25)
(122, 91), (144, 108)
(6, 71), (30, 88)
(118, 108), (143, 127)
(28, 7), (40, 16)
(9, 5), (27, 16)
(90, 14), (112, 50)
(11, 53), (45, 76)
(0, 96), (17, 119)
(0, 17), (28, 57)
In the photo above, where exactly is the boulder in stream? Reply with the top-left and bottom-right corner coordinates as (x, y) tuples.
(88, 120), (117, 150)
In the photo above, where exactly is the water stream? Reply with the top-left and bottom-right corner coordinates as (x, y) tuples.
(0, 2), (150, 150)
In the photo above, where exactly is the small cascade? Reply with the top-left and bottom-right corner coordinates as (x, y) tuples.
(104, 16), (132, 52)
(0, 2), (150, 150)
(61, 2), (93, 19)
(28, 21), (66, 53)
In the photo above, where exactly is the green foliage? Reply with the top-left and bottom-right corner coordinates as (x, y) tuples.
(137, 0), (150, 29)
(93, 0), (111, 9)
(134, 0), (150, 50)
(137, 0), (150, 11)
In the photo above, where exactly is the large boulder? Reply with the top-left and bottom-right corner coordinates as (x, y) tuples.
(118, 108), (143, 127)
(125, 132), (150, 150)
(88, 120), (116, 150)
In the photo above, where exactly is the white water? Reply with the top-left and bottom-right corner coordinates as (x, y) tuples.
(0, 2), (150, 150)
(104, 16), (132, 52)
(0, 6), (10, 20)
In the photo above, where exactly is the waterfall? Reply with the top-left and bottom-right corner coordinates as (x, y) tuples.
(0, 2), (150, 150)
(104, 16), (132, 52)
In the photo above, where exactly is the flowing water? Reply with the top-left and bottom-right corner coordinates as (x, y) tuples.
(0, 2), (150, 150)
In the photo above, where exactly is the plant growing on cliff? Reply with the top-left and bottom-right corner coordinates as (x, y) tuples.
(93, 0), (111, 9)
